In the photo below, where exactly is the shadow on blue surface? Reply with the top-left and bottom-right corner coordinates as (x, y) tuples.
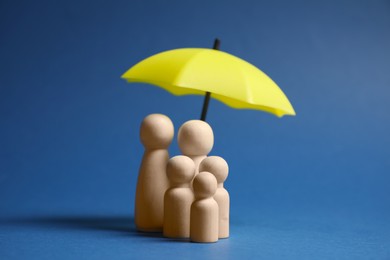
(1, 215), (135, 233)
(0, 215), (191, 242)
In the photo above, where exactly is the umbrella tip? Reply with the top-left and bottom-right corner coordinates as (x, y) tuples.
(213, 38), (220, 50)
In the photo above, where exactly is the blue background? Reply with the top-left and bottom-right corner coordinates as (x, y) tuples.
(1, 0), (389, 259)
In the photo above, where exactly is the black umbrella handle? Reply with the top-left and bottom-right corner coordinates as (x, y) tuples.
(200, 38), (220, 121)
(200, 92), (211, 121)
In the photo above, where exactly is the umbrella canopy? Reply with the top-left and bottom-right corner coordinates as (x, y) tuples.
(122, 47), (295, 118)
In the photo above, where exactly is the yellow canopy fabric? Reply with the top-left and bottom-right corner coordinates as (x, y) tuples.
(122, 48), (295, 117)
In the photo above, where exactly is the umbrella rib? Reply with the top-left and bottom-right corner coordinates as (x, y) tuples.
(237, 59), (254, 105)
(171, 50), (206, 89)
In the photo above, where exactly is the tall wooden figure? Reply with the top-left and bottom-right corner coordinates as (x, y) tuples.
(163, 155), (195, 238)
(177, 120), (214, 175)
(135, 114), (174, 232)
(190, 172), (219, 243)
(199, 156), (230, 238)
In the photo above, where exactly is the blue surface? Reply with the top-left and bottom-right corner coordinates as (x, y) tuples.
(1, 0), (390, 259)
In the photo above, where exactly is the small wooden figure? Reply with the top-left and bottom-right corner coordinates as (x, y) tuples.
(163, 155), (195, 238)
(135, 114), (174, 232)
(199, 156), (230, 238)
(190, 171), (219, 243)
(177, 120), (214, 175)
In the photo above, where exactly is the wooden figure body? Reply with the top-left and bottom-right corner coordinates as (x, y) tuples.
(163, 156), (195, 238)
(135, 114), (174, 232)
(190, 171), (219, 243)
(177, 120), (214, 175)
(199, 156), (230, 238)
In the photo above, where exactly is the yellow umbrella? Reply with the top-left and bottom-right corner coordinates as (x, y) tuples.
(122, 40), (295, 120)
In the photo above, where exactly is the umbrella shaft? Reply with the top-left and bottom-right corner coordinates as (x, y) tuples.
(200, 92), (211, 121)
(200, 39), (220, 121)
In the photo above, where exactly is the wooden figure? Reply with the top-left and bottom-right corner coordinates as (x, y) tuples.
(135, 114), (174, 232)
(199, 156), (230, 238)
(177, 120), (214, 175)
(163, 155), (195, 238)
(190, 171), (219, 243)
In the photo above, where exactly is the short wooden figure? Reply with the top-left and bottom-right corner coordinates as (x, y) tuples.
(177, 120), (214, 174)
(135, 114), (174, 232)
(190, 171), (219, 243)
(163, 155), (195, 238)
(199, 156), (230, 238)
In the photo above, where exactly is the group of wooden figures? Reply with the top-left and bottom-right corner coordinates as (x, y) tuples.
(135, 114), (230, 243)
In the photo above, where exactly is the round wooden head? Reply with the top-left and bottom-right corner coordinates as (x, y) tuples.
(177, 120), (214, 156)
(199, 156), (229, 184)
(140, 114), (174, 149)
(193, 171), (217, 199)
(166, 155), (195, 185)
